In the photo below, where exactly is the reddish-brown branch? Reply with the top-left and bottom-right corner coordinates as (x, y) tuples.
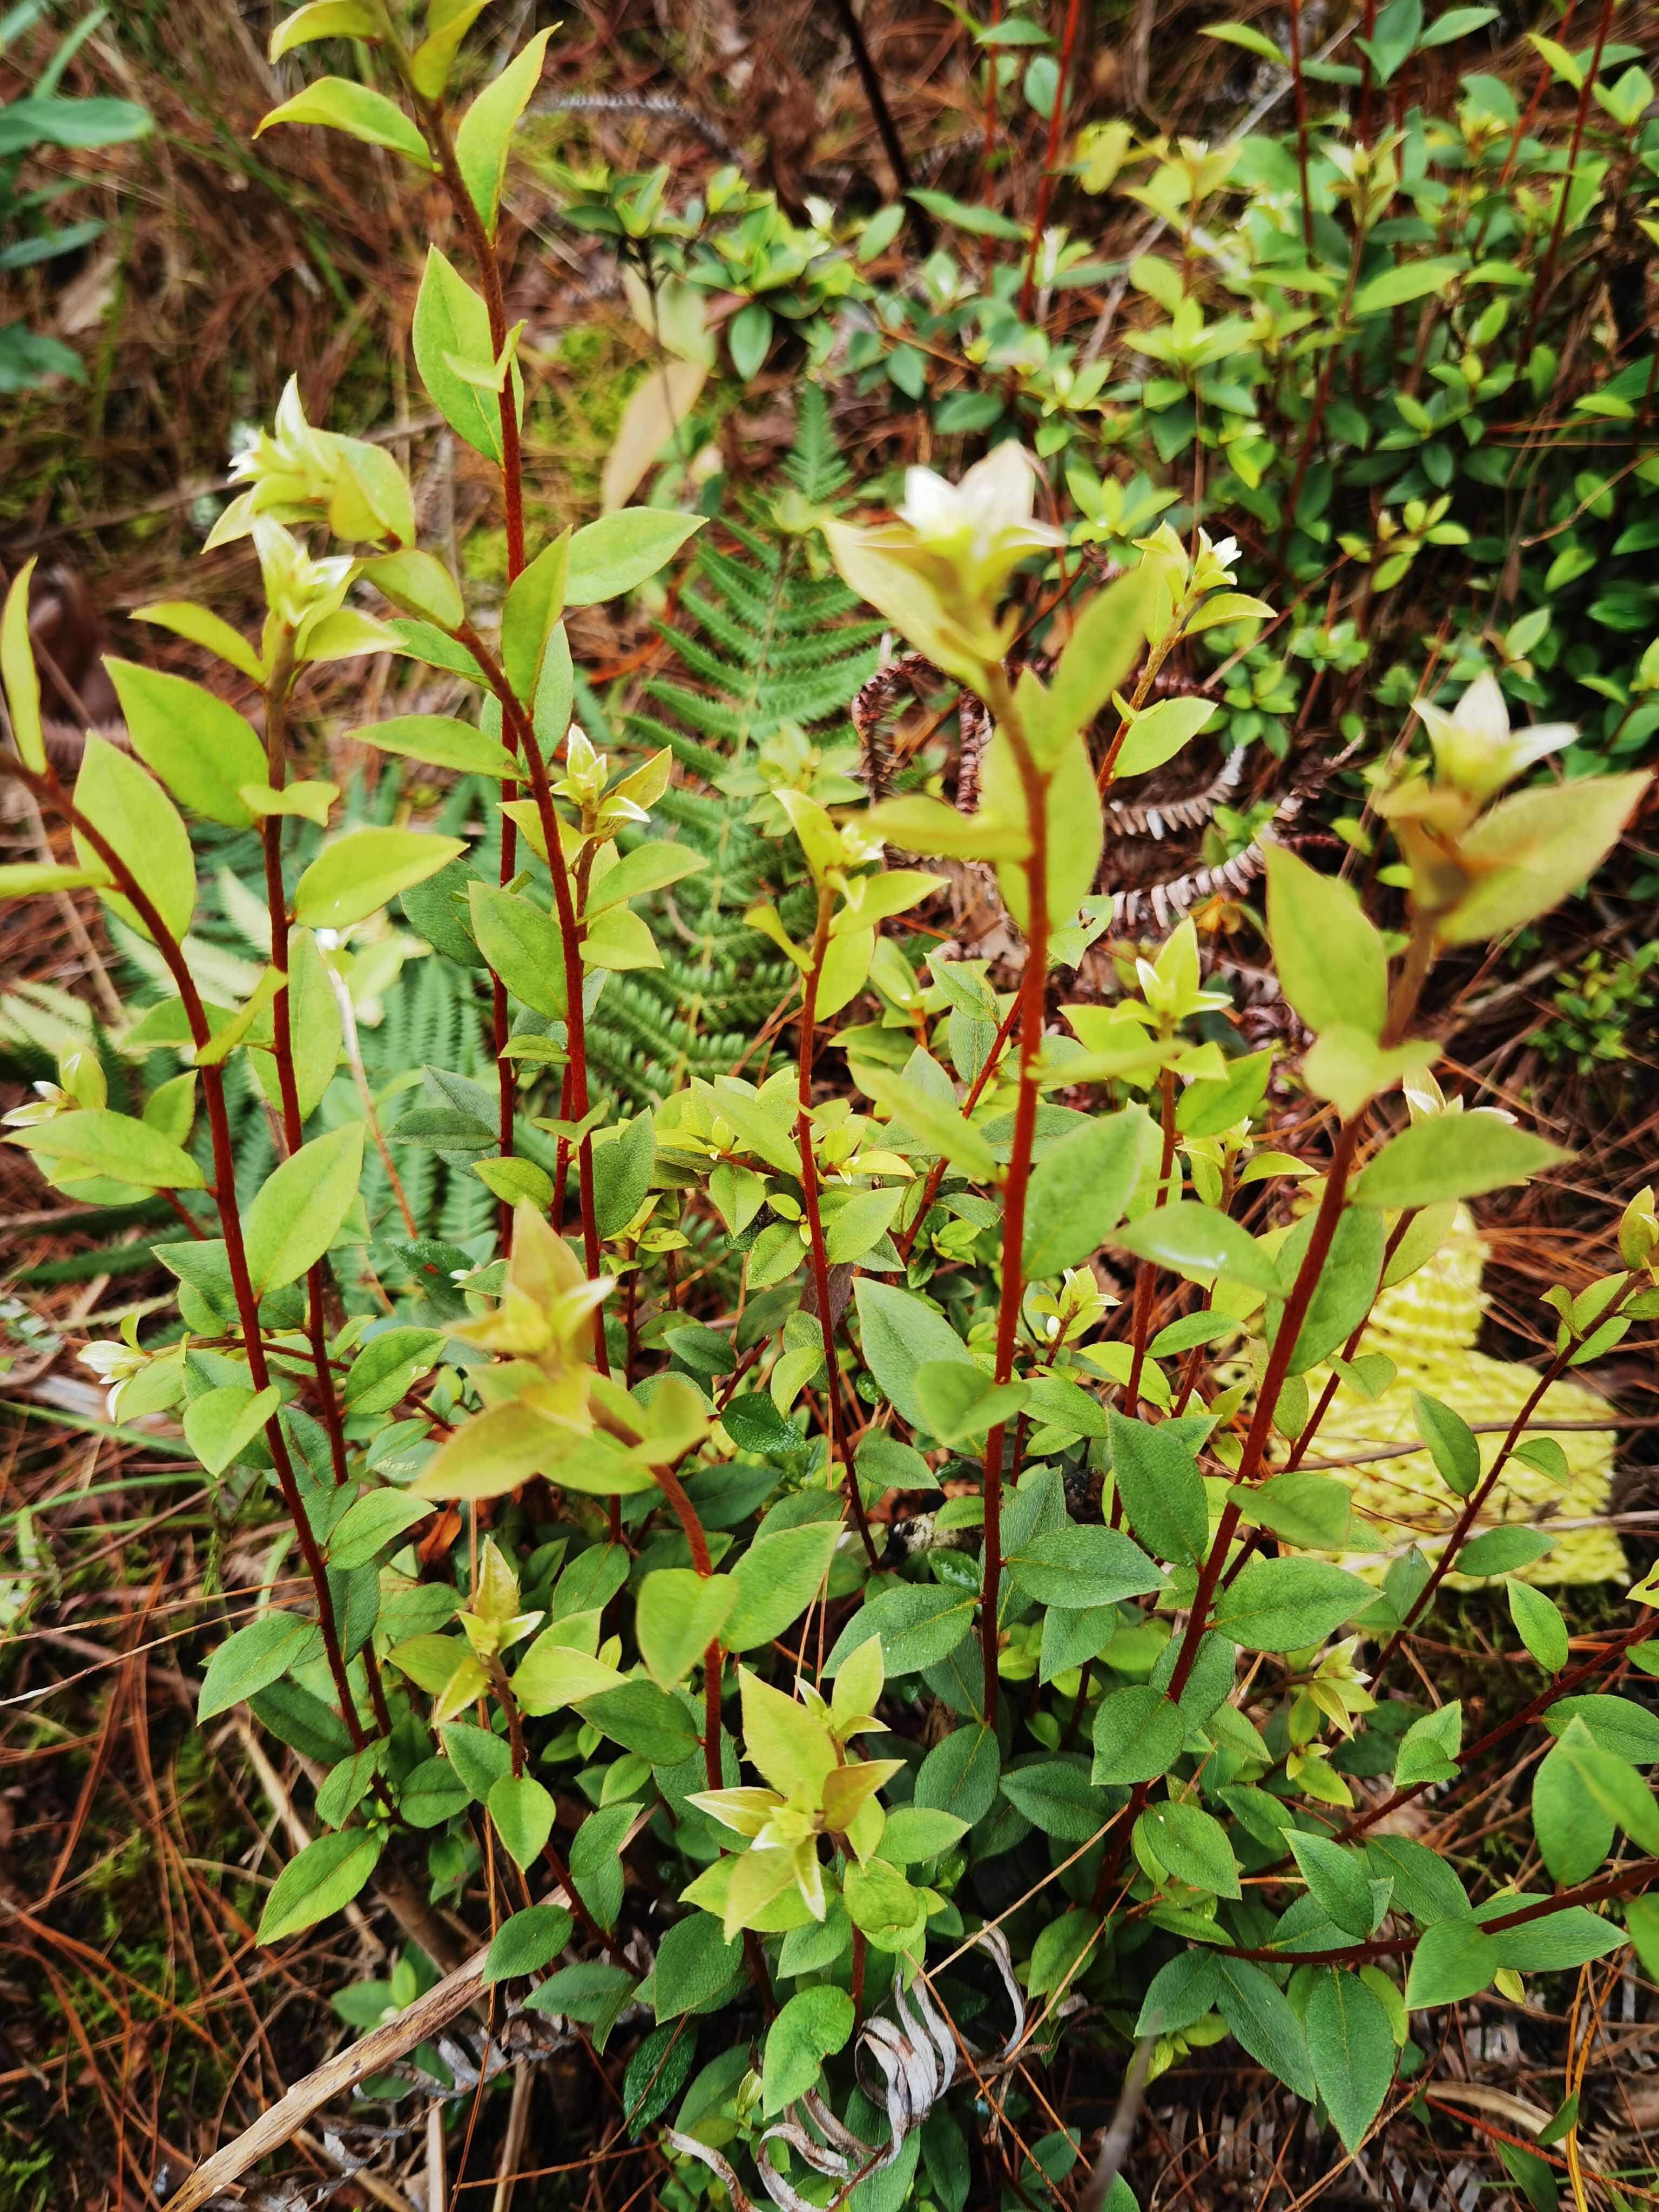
(1017, 0), (1084, 322)
(895, 993), (1020, 1264)
(797, 886), (881, 1572)
(979, 698), (1051, 1724)
(1368, 1269), (1639, 1699)
(10, 757), (368, 1750)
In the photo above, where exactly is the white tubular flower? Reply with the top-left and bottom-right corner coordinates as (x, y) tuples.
(896, 442), (1065, 602)
(78, 1338), (150, 1420)
(1413, 671), (1575, 801)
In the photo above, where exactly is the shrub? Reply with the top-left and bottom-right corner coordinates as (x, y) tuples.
(4, 13), (1659, 2209)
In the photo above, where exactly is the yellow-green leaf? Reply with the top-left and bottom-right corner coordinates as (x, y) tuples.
(72, 733), (195, 947)
(293, 828), (464, 930)
(242, 1123), (366, 1293)
(257, 78), (432, 166)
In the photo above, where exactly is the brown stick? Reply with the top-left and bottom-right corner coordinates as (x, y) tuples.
(164, 1947), (489, 2212)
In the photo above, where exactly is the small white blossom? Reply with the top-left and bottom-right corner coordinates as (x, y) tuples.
(1413, 671), (1574, 801)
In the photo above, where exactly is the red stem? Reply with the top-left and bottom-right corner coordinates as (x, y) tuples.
(1017, 0), (1084, 322)
(979, 702), (1051, 1724)
(14, 758), (370, 1749)
(798, 886), (881, 1573)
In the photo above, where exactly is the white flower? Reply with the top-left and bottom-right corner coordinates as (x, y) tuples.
(1413, 671), (1574, 801)
(78, 1338), (149, 1420)
(895, 443), (1064, 599)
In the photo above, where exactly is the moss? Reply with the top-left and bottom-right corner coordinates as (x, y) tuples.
(461, 523), (509, 583)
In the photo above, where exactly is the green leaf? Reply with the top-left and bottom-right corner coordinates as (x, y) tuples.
(1412, 1390), (1480, 1496)
(242, 1123), (365, 1293)
(1455, 1526), (1552, 1577)
(1509, 1581), (1568, 1673)
(571, 1800), (640, 1931)
(1306, 1971), (1396, 2154)
(724, 1521), (842, 1651)
(825, 1583), (975, 1679)
(824, 1184), (905, 1265)
(11, 1108), (204, 1190)
(852, 1280), (975, 1431)
(1487, 1904), (1624, 1974)
(1114, 1202), (1285, 1294)
(1046, 567), (1161, 744)
(73, 733), (194, 947)
(585, 841), (707, 918)
(1353, 1115), (1570, 1208)
(454, 29), (552, 236)
(653, 1913), (744, 2019)
(1544, 1696), (1659, 1765)
(501, 531), (570, 702)
(293, 827), (464, 930)
(281, 931), (343, 1122)
(1028, 1908), (1098, 1996)
(636, 1569), (736, 1690)
(483, 1904), (574, 1982)
(1136, 1949), (1223, 2035)
(1288, 1831), (1376, 1939)
(1210, 1558), (1373, 1652)
(1532, 1738), (1614, 1884)
(909, 185), (1027, 239)
(1215, 1959), (1315, 2100)
(994, 1757), (1098, 1840)
(1021, 1106), (1154, 1278)
(184, 1384), (281, 1477)
(467, 882), (567, 1018)
(401, 1756), (471, 1827)
(721, 1392), (802, 1457)
(1441, 773), (1648, 945)
(1263, 845), (1388, 1042)
(580, 1678), (702, 1766)
(488, 1772), (555, 1869)
(412, 246), (504, 462)
(1351, 258), (1467, 316)
(1277, 1205), (1385, 1374)
(1231, 1471), (1354, 1549)
(258, 1827), (384, 1943)
(199, 1611), (319, 1720)
(727, 300), (772, 379)
(1366, 1836), (1471, 1927)
(440, 1719), (510, 1800)
(622, 2021), (698, 2137)
(1114, 692), (1218, 777)
(915, 1723), (1001, 1823)
(329, 1487), (434, 1569)
(592, 1114), (655, 1238)
(1176, 1048), (1274, 1138)
(1394, 1701), (1462, 1787)
(1007, 1523), (1166, 1609)
(565, 510), (706, 605)
(349, 714), (518, 779)
(1, 559), (44, 771)
(880, 1805), (969, 1863)
(525, 1960), (636, 2045)
(104, 660), (267, 828)
(1109, 1411), (1210, 1567)
(1137, 1799), (1240, 1898)
(1091, 1685), (1184, 1784)
(257, 77), (432, 165)
(762, 1986), (854, 2115)
(355, 549), (464, 630)
(913, 1360), (1028, 1446)
(1199, 20), (1290, 64)
(1404, 1918), (1497, 2008)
